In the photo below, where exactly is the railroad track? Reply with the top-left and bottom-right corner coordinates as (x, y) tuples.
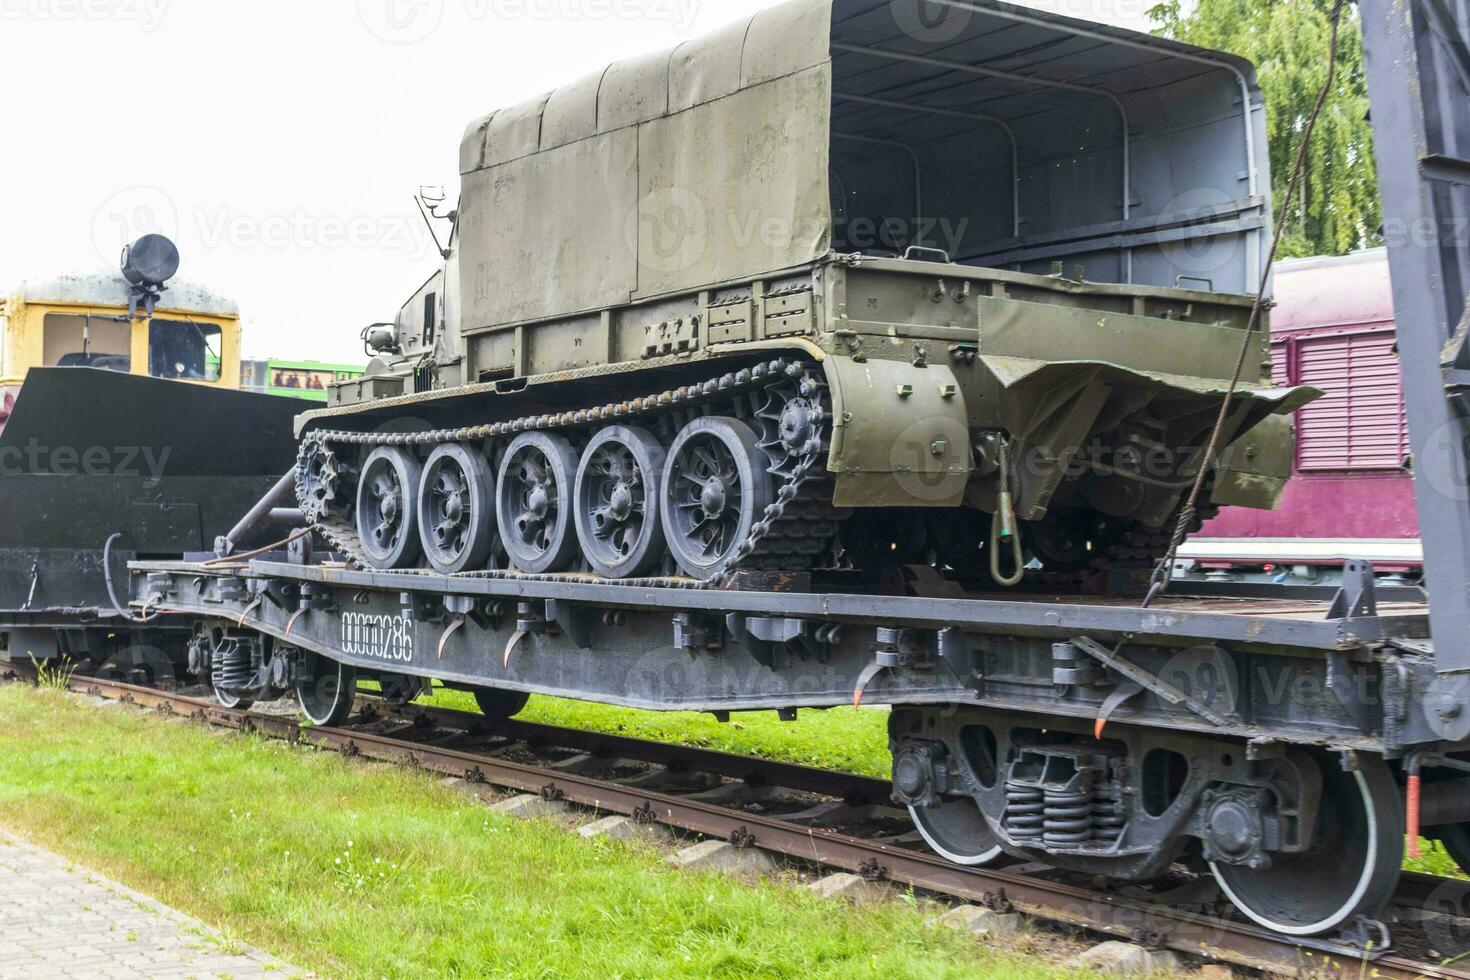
(17, 668), (1470, 979)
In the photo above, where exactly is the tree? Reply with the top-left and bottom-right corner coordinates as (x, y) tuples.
(1150, 0), (1380, 258)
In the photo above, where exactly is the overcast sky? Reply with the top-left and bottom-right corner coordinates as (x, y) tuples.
(1, 0), (1157, 363)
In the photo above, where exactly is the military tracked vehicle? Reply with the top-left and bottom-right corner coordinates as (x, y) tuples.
(108, 0), (1470, 943)
(297, 0), (1314, 591)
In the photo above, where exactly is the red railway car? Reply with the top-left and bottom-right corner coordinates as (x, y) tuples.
(1176, 249), (1422, 586)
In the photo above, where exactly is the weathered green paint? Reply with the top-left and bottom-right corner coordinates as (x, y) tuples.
(306, 0), (1311, 534)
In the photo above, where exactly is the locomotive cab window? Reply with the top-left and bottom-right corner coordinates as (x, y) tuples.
(41, 312), (132, 372)
(148, 319), (223, 382)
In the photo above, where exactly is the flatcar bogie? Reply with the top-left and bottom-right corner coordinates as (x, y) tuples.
(888, 706), (1416, 936)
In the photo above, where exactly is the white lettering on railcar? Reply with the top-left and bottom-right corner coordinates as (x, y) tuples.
(339, 612), (415, 663)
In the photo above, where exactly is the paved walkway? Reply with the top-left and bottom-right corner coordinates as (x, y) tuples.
(0, 830), (300, 978)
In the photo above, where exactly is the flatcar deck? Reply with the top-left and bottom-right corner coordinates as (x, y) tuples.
(142, 558), (1431, 644)
(129, 556), (1440, 756)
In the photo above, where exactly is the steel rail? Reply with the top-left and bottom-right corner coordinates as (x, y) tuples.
(361, 697), (892, 804)
(35, 670), (1470, 980)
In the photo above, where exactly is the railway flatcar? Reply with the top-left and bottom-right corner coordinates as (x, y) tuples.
(1176, 250), (1423, 589)
(99, 0), (1470, 952)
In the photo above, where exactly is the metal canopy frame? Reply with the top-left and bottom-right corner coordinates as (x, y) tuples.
(830, 132), (927, 237)
(828, 0), (1271, 291)
(1361, 0), (1470, 673)
(915, 0), (1262, 201)
(831, 92), (1022, 237)
(833, 40), (1132, 271)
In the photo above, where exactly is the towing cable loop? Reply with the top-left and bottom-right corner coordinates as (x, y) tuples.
(989, 438), (1025, 587)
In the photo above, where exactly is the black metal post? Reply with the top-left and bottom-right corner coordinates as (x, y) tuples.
(1360, 0), (1470, 672)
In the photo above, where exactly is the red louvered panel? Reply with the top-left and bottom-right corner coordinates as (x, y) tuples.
(1294, 329), (1407, 471)
(1269, 339), (1289, 387)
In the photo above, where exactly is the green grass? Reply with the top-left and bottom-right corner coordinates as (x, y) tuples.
(1406, 838), (1467, 878)
(0, 685), (1079, 979)
(422, 685), (894, 779)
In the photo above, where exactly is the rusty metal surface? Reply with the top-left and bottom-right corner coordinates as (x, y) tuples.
(369, 697), (891, 804)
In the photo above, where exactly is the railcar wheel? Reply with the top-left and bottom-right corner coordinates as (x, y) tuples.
(573, 426), (666, 579)
(356, 447), (423, 569)
(661, 416), (772, 580)
(418, 443), (496, 574)
(1211, 753), (1402, 936)
(296, 652), (358, 727)
(473, 687), (530, 720)
(909, 798), (1005, 866)
(212, 685), (253, 711)
(497, 432), (580, 574)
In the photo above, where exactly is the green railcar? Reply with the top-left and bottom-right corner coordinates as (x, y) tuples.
(242, 359), (364, 402)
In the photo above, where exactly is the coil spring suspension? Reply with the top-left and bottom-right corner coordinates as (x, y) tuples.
(1004, 783), (1044, 840)
(1092, 782), (1125, 843)
(1006, 771), (1125, 849)
(1044, 785), (1095, 847)
(210, 636), (257, 693)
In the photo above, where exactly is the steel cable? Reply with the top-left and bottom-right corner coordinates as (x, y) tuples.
(1142, 0), (1350, 609)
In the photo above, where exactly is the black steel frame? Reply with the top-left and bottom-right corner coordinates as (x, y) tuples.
(128, 558), (1448, 756)
(1361, 0), (1470, 673)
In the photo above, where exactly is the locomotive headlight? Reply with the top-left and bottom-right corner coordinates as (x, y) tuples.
(362, 322), (400, 355)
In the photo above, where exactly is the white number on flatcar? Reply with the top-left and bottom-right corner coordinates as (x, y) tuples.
(339, 612), (415, 663)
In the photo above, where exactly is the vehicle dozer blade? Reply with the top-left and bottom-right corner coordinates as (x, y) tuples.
(0, 368), (311, 624)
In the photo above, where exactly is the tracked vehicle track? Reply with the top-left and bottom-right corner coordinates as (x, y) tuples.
(297, 357), (1229, 596)
(297, 358), (843, 585)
